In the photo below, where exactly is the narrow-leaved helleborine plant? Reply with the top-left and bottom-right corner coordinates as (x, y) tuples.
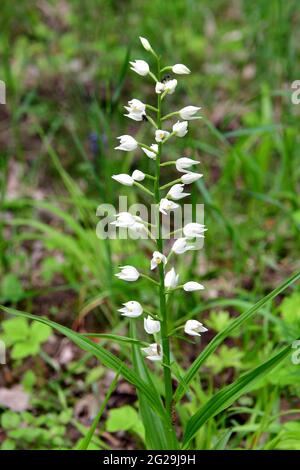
(112, 36), (207, 447)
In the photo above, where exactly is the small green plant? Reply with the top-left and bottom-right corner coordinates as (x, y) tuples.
(0, 317), (52, 360)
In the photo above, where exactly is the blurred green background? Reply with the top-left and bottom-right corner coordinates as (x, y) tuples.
(0, 0), (300, 450)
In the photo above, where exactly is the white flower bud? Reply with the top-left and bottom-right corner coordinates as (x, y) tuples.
(132, 169), (145, 181)
(167, 183), (190, 200)
(183, 281), (205, 292)
(183, 223), (207, 239)
(181, 172), (203, 184)
(144, 316), (161, 334)
(172, 238), (194, 254)
(112, 173), (134, 186)
(176, 157), (200, 173)
(139, 36), (152, 51)
(155, 82), (165, 94)
(115, 135), (138, 151)
(164, 79), (177, 94)
(118, 301), (143, 318)
(159, 198), (179, 215)
(111, 212), (141, 228)
(124, 99), (146, 121)
(184, 319), (208, 336)
(173, 121), (188, 137)
(141, 343), (162, 361)
(115, 266), (140, 282)
(172, 64), (191, 74)
(164, 267), (179, 289)
(142, 143), (158, 160)
(130, 59), (150, 76)
(179, 106), (201, 120)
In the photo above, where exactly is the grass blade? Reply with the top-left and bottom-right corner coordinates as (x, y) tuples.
(0, 306), (169, 424)
(182, 342), (297, 448)
(174, 269), (300, 403)
(77, 372), (120, 450)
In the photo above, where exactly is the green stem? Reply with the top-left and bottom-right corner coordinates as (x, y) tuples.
(147, 115), (158, 129)
(160, 160), (176, 167)
(160, 178), (182, 191)
(133, 181), (154, 196)
(140, 273), (159, 286)
(162, 111), (179, 122)
(154, 56), (173, 419)
(146, 104), (158, 113)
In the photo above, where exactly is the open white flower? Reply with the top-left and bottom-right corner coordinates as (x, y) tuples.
(179, 106), (201, 120)
(115, 266), (140, 282)
(124, 99), (146, 121)
(139, 36), (151, 51)
(181, 172), (203, 184)
(118, 301), (143, 318)
(132, 169), (145, 181)
(184, 320), (208, 336)
(144, 316), (161, 334)
(112, 173), (134, 186)
(159, 198), (179, 215)
(130, 59), (150, 76)
(164, 79), (177, 94)
(168, 183), (190, 200)
(164, 267), (179, 289)
(151, 251), (167, 270)
(183, 223), (207, 238)
(142, 343), (162, 361)
(115, 135), (138, 151)
(173, 121), (188, 137)
(142, 143), (158, 160)
(155, 129), (170, 143)
(172, 237), (194, 254)
(111, 212), (141, 228)
(183, 281), (205, 291)
(172, 64), (191, 74)
(176, 157), (200, 173)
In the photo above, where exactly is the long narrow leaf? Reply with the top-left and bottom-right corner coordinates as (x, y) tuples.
(130, 321), (178, 450)
(182, 343), (297, 448)
(174, 269), (300, 403)
(0, 306), (168, 424)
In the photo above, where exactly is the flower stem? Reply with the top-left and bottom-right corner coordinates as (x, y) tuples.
(154, 56), (173, 418)
(160, 178), (182, 191)
(133, 181), (154, 196)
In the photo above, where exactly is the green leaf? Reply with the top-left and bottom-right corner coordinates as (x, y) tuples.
(1, 317), (29, 345)
(174, 269), (300, 403)
(0, 306), (169, 425)
(1, 274), (24, 303)
(30, 322), (52, 344)
(206, 345), (244, 374)
(182, 343), (297, 448)
(11, 338), (40, 359)
(106, 405), (140, 433)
